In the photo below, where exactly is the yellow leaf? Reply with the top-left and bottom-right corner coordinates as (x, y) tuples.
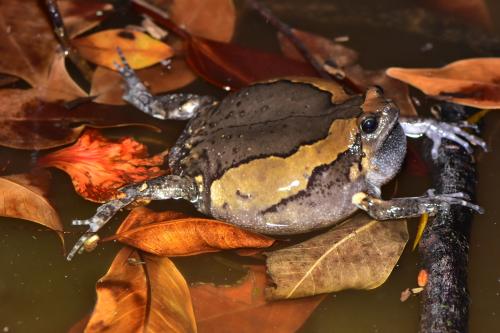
(72, 29), (173, 70)
(412, 213), (429, 251)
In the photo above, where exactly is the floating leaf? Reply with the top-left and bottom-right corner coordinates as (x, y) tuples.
(417, 269), (428, 287)
(73, 29), (174, 70)
(37, 130), (168, 202)
(266, 214), (408, 299)
(82, 247), (197, 333)
(387, 58), (500, 109)
(92, 0), (237, 104)
(104, 207), (275, 256)
(191, 265), (324, 333)
(0, 170), (63, 245)
(0, 92), (165, 150)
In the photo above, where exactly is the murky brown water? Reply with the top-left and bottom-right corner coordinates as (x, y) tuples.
(0, 0), (499, 332)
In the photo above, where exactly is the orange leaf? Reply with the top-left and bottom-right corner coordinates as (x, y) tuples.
(72, 29), (174, 70)
(37, 130), (167, 202)
(386, 58), (500, 109)
(104, 207), (275, 256)
(82, 247), (197, 333)
(421, 0), (492, 31)
(191, 265), (324, 333)
(417, 269), (428, 287)
(0, 170), (63, 246)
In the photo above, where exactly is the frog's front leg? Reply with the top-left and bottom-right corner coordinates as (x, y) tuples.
(67, 175), (198, 261)
(352, 189), (483, 220)
(399, 117), (487, 159)
(114, 48), (217, 120)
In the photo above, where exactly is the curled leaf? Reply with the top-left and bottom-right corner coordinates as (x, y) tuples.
(412, 212), (429, 250)
(386, 58), (500, 109)
(191, 265), (324, 333)
(266, 214), (408, 299)
(0, 170), (63, 245)
(82, 247), (197, 333)
(105, 207), (275, 256)
(72, 29), (174, 70)
(37, 130), (167, 202)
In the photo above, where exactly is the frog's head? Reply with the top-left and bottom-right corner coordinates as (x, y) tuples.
(357, 86), (407, 189)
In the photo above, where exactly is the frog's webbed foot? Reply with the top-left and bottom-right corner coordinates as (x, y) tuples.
(352, 189), (484, 221)
(114, 48), (218, 120)
(399, 117), (487, 159)
(67, 175), (199, 261)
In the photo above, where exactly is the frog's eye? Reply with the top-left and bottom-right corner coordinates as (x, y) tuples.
(361, 116), (378, 134)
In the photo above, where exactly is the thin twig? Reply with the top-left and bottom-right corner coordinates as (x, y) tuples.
(44, 0), (93, 82)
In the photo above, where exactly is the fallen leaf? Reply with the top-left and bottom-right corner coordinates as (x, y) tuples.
(386, 58), (500, 109)
(412, 212), (429, 250)
(0, 92), (164, 150)
(266, 214), (408, 299)
(278, 29), (418, 116)
(92, 0), (237, 104)
(82, 247), (197, 333)
(400, 288), (412, 302)
(191, 265), (324, 333)
(58, 0), (114, 38)
(104, 207), (275, 256)
(0, 170), (63, 244)
(417, 269), (428, 287)
(73, 29), (174, 70)
(421, 0), (493, 31)
(37, 130), (168, 202)
(278, 29), (359, 68)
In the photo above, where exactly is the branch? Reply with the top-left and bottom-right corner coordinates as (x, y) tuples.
(418, 103), (479, 332)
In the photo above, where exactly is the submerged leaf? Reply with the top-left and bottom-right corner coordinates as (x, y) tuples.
(0, 170), (63, 244)
(73, 29), (174, 70)
(37, 130), (167, 202)
(191, 265), (324, 333)
(104, 207), (275, 256)
(83, 248), (197, 333)
(421, 0), (493, 30)
(386, 58), (500, 109)
(266, 214), (408, 299)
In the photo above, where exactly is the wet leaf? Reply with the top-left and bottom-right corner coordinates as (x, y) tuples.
(191, 265), (324, 333)
(104, 207), (275, 256)
(73, 29), (174, 70)
(59, 0), (114, 38)
(37, 130), (168, 202)
(386, 58), (500, 109)
(421, 0), (493, 31)
(185, 37), (318, 90)
(82, 247), (197, 333)
(93, 0), (236, 104)
(0, 170), (63, 244)
(0, 93), (163, 150)
(412, 213), (429, 250)
(266, 214), (408, 299)
(417, 269), (428, 287)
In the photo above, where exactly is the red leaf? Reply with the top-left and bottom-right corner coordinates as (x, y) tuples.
(38, 130), (168, 202)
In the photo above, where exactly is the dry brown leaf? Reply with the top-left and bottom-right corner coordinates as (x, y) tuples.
(421, 0), (493, 31)
(104, 207), (275, 256)
(387, 58), (500, 109)
(38, 130), (168, 202)
(191, 265), (324, 333)
(73, 29), (174, 70)
(266, 214), (408, 299)
(92, 0), (236, 104)
(83, 247), (197, 333)
(0, 170), (63, 244)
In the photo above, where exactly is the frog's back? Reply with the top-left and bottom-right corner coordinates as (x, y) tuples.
(170, 79), (367, 234)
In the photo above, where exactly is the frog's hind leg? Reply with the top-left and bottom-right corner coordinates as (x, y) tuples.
(114, 48), (217, 120)
(67, 175), (198, 261)
(352, 189), (483, 221)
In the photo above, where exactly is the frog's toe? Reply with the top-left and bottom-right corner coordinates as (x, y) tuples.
(72, 219), (90, 226)
(439, 122), (487, 152)
(435, 192), (484, 214)
(66, 231), (95, 261)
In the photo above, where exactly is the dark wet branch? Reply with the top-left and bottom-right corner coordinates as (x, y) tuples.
(419, 103), (479, 333)
(44, 0), (93, 82)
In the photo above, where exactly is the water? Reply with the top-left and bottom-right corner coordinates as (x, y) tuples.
(0, 0), (499, 332)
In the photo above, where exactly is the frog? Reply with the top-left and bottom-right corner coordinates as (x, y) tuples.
(66, 52), (486, 260)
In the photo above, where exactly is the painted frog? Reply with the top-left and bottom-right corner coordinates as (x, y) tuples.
(66, 53), (485, 260)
